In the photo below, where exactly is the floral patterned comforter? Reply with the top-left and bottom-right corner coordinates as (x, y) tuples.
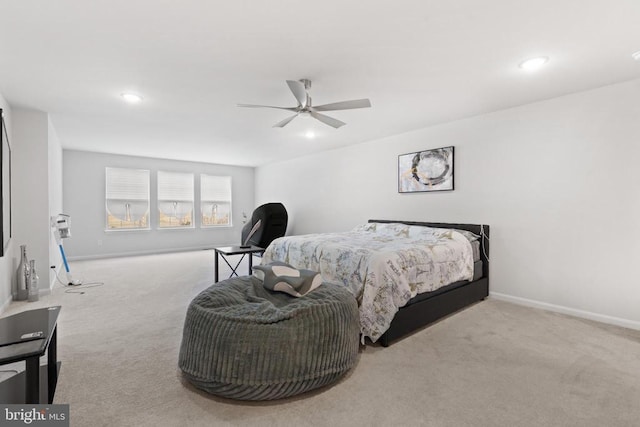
(261, 222), (474, 342)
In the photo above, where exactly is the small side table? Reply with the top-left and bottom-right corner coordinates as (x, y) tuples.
(214, 246), (265, 282)
(0, 306), (61, 404)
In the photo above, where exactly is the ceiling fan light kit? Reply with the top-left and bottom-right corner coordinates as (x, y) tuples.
(238, 79), (371, 129)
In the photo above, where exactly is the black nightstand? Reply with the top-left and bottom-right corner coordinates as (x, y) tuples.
(213, 246), (265, 282)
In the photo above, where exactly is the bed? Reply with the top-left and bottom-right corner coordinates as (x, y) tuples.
(261, 219), (490, 346)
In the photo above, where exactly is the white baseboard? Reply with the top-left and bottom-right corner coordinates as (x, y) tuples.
(490, 292), (640, 331)
(67, 245), (218, 262)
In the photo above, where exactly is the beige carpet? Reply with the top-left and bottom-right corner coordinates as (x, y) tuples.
(3, 250), (640, 427)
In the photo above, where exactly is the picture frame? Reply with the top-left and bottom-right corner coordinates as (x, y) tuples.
(398, 146), (454, 193)
(1, 108), (11, 257)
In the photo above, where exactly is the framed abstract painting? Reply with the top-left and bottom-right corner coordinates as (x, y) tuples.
(398, 146), (454, 193)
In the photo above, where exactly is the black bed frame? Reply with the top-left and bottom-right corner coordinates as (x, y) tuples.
(369, 220), (490, 347)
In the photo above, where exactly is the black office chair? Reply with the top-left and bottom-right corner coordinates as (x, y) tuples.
(241, 203), (288, 248)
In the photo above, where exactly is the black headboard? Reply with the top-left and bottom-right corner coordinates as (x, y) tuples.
(368, 219), (490, 279)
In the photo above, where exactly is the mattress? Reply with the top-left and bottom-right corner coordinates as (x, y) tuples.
(471, 240), (481, 262)
(407, 260), (483, 306)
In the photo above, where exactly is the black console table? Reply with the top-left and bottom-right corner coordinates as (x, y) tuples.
(0, 306), (61, 404)
(214, 246), (265, 282)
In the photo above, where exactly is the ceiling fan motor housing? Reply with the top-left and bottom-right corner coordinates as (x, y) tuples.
(299, 79), (312, 90)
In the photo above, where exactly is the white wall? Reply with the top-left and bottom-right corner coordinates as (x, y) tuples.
(0, 95), (14, 310)
(48, 118), (64, 286)
(10, 109), (64, 295)
(63, 150), (255, 259)
(12, 109), (52, 295)
(256, 78), (640, 329)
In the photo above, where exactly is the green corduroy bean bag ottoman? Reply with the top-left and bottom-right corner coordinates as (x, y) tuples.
(179, 276), (360, 400)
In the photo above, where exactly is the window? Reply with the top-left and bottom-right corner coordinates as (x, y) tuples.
(105, 167), (150, 230)
(158, 171), (194, 228)
(201, 175), (231, 226)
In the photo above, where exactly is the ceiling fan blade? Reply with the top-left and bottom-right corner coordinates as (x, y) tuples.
(309, 111), (346, 129)
(286, 80), (308, 108)
(312, 99), (372, 111)
(273, 114), (299, 128)
(237, 104), (298, 111)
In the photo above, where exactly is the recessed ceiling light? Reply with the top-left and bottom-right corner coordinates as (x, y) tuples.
(632, 51), (640, 61)
(305, 131), (315, 139)
(519, 56), (549, 71)
(121, 92), (143, 103)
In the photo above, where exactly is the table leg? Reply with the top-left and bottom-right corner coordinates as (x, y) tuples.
(229, 255), (245, 277)
(248, 253), (253, 275)
(48, 326), (58, 403)
(219, 254), (246, 278)
(214, 251), (219, 283)
(25, 356), (39, 404)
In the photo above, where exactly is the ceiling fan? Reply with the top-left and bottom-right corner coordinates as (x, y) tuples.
(237, 79), (371, 129)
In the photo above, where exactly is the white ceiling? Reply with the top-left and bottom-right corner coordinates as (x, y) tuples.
(1, 0), (639, 167)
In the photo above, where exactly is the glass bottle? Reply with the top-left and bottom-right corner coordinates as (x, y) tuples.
(16, 245), (29, 301)
(28, 260), (39, 302)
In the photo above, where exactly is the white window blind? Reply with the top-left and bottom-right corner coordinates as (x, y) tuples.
(105, 167), (150, 230)
(201, 175), (232, 226)
(158, 171), (194, 201)
(106, 168), (150, 200)
(158, 171), (194, 228)
(201, 175), (231, 202)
